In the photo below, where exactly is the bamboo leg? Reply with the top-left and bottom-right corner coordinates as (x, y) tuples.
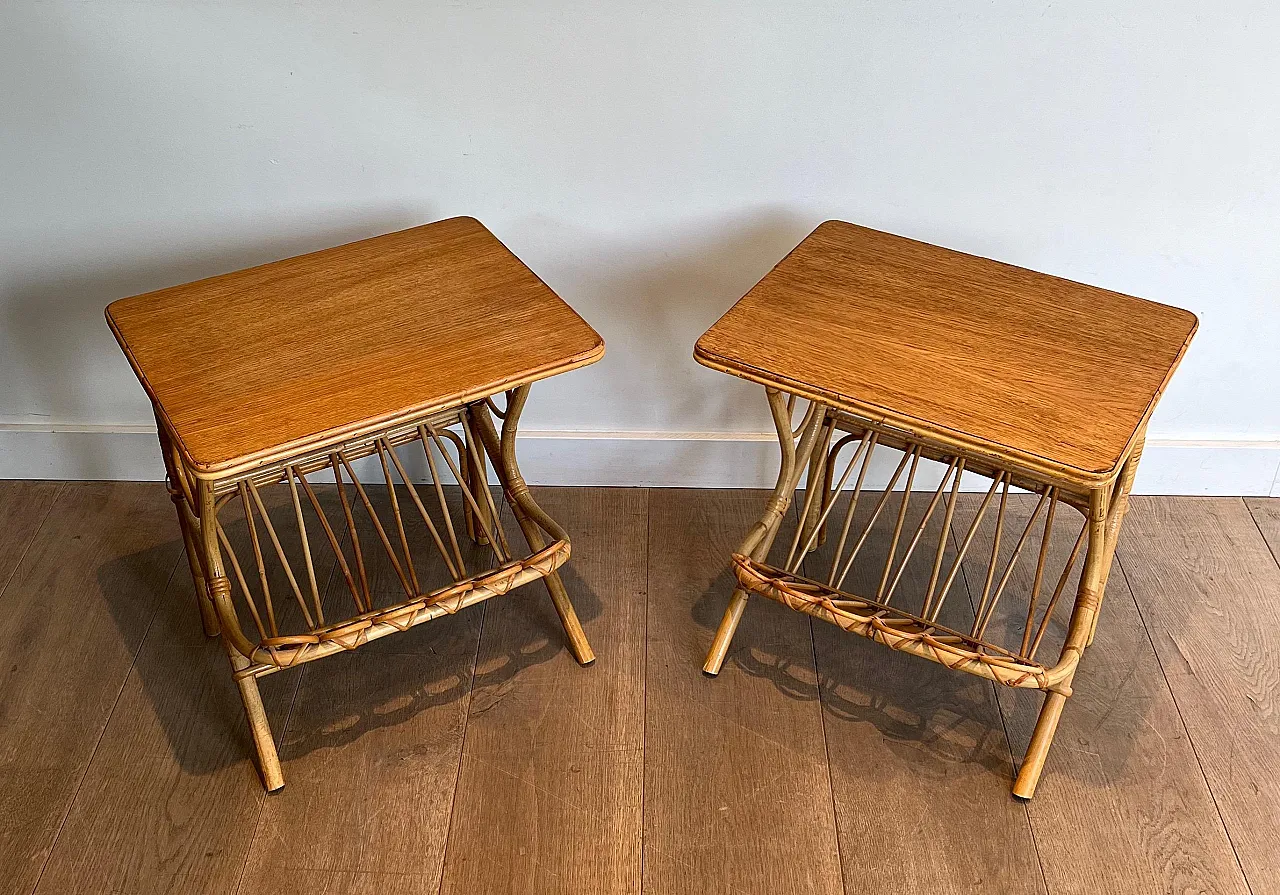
(231, 655), (284, 792)
(1085, 530), (1119, 648)
(703, 588), (750, 675)
(472, 390), (595, 666)
(704, 389), (826, 675)
(196, 479), (284, 791)
(179, 513), (219, 637)
(510, 495), (595, 665)
(542, 569), (593, 664)
(1086, 431), (1145, 646)
(1012, 688), (1069, 800)
(1013, 487), (1109, 798)
(155, 413), (220, 636)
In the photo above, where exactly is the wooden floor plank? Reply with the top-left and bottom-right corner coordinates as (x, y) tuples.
(4, 485), (1278, 895)
(1244, 497), (1280, 569)
(1118, 497), (1280, 894)
(807, 491), (1044, 894)
(32, 485), (341, 895)
(952, 494), (1249, 895)
(237, 486), (491, 895)
(644, 488), (843, 895)
(0, 480), (62, 599)
(0, 483), (184, 895)
(439, 487), (646, 895)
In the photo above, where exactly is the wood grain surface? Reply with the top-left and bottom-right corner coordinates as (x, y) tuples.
(2, 486), (1275, 895)
(440, 488), (646, 895)
(106, 217), (604, 477)
(1118, 497), (1280, 895)
(0, 484), (182, 895)
(644, 488), (844, 895)
(695, 221), (1196, 483)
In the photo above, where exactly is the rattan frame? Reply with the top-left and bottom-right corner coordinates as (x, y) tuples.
(157, 384), (593, 792)
(704, 387), (1142, 799)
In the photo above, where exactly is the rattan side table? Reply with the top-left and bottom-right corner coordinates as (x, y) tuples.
(107, 216), (604, 791)
(695, 220), (1196, 798)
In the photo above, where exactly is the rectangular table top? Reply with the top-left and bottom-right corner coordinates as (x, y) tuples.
(695, 221), (1197, 485)
(108, 217), (603, 478)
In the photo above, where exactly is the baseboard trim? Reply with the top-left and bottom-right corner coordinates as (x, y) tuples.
(1, 424), (1277, 496)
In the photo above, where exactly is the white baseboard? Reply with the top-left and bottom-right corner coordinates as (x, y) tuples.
(1, 425), (1277, 496)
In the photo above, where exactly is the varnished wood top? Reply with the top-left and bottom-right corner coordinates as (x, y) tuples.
(696, 221), (1197, 485)
(108, 217), (604, 477)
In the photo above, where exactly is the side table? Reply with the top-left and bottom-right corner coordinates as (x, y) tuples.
(107, 216), (604, 791)
(695, 221), (1196, 798)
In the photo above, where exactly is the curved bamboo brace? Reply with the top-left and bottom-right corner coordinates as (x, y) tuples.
(740, 390), (825, 561)
(798, 413), (835, 550)
(786, 427), (868, 571)
(471, 386), (571, 546)
(471, 385), (595, 665)
(703, 388), (826, 675)
(423, 421), (510, 564)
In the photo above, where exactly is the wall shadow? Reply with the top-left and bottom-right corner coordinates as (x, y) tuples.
(4, 206), (425, 473)
(494, 208), (819, 435)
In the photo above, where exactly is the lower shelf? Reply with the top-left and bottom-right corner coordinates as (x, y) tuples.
(732, 554), (1072, 691)
(244, 540), (569, 671)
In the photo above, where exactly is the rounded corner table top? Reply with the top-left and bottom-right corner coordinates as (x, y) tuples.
(695, 219), (1197, 486)
(107, 216), (604, 478)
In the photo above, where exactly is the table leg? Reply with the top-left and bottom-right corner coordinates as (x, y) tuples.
(232, 657), (285, 793)
(703, 388), (826, 675)
(1013, 486), (1110, 799)
(196, 479), (286, 791)
(472, 388), (595, 666)
(1086, 431), (1145, 646)
(156, 415), (220, 637)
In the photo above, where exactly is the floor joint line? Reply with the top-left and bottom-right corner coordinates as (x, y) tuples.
(26, 525), (183, 895)
(1113, 544), (1256, 895)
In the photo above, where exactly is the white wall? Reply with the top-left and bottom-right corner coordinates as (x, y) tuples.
(3, 1), (1278, 493)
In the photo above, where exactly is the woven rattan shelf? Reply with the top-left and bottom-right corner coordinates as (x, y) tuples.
(107, 217), (604, 791)
(696, 220), (1196, 798)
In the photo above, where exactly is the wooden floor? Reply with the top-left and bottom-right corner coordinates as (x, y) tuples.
(1, 482), (1278, 895)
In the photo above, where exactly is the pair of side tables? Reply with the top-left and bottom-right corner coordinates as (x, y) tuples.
(107, 216), (1195, 799)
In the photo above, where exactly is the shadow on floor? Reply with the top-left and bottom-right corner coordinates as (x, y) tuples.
(685, 495), (1149, 783)
(96, 489), (602, 777)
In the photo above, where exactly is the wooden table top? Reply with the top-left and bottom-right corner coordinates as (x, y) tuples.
(695, 221), (1197, 485)
(108, 217), (604, 478)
